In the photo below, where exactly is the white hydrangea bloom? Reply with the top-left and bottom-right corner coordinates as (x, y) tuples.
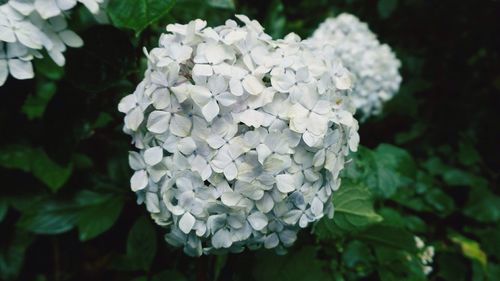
(306, 13), (402, 120)
(0, 0), (104, 86)
(119, 15), (359, 256)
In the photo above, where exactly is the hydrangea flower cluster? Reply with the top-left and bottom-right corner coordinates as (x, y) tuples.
(0, 0), (103, 86)
(306, 13), (402, 120)
(118, 15), (359, 256)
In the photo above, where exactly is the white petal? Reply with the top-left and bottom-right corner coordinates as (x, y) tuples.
(229, 77), (243, 96)
(247, 212), (268, 231)
(201, 99), (219, 122)
(242, 75), (264, 95)
(212, 228), (232, 248)
(8, 59), (34, 80)
(130, 170), (148, 191)
(145, 192), (160, 213)
(0, 27), (16, 43)
(144, 146), (163, 166)
(223, 162), (237, 181)
(189, 85), (212, 105)
(124, 106), (144, 131)
(192, 64), (213, 76)
(35, 0), (60, 19)
(221, 191), (243, 207)
(146, 110), (170, 134)
(264, 233), (279, 249)
(128, 151), (146, 170)
(151, 87), (171, 109)
(179, 212), (196, 234)
(170, 114), (192, 137)
(256, 193), (274, 213)
(0, 60), (8, 86)
(275, 174), (296, 193)
(118, 94), (136, 113)
(236, 109), (265, 128)
(177, 137), (197, 155)
(310, 197), (324, 216)
(59, 30), (83, 47)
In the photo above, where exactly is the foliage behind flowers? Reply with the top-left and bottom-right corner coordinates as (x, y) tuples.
(0, 0), (499, 281)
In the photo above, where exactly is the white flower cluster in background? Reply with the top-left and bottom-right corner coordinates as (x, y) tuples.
(0, 0), (104, 86)
(118, 15), (359, 256)
(415, 236), (435, 275)
(306, 13), (402, 120)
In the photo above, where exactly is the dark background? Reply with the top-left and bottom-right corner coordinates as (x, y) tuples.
(0, 0), (499, 280)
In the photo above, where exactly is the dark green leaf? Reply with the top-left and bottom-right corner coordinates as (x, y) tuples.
(206, 0), (234, 9)
(0, 146), (72, 191)
(463, 186), (500, 222)
(314, 182), (382, 239)
(31, 148), (73, 192)
(127, 216), (157, 271)
(264, 0), (286, 39)
(17, 200), (81, 234)
(0, 145), (33, 172)
(377, 0), (398, 19)
(356, 225), (417, 253)
(77, 196), (124, 241)
(0, 229), (34, 280)
(107, 0), (177, 34)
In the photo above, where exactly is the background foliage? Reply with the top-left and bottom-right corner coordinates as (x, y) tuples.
(1, 0), (499, 280)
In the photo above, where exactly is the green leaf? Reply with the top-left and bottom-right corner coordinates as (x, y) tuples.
(463, 186), (500, 222)
(17, 200), (81, 234)
(356, 225), (418, 253)
(0, 145), (33, 172)
(0, 146), (72, 192)
(34, 56), (64, 80)
(21, 81), (57, 120)
(342, 241), (375, 271)
(253, 246), (331, 281)
(449, 232), (487, 269)
(206, 0), (234, 9)
(314, 183), (382, 238)
(77, 196), (124, 241)
(127, 216), (157, 271)
(377, 0), (398, 19)
(107, 0), (177, 34)
(16, 191), (123, 235)
(0, 229), (34, 280)
(263, 0), (286, 39)
(32, 148), (73, 192)
(345, 145), (415, 198)
(436, 253), (468, 281)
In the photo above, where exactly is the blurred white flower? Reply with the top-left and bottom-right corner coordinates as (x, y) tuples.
(119, 15), (359, 256)
(0, 0), (104, 86)
(415, 236), (435, 275)
(306, 13), (402, 120)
